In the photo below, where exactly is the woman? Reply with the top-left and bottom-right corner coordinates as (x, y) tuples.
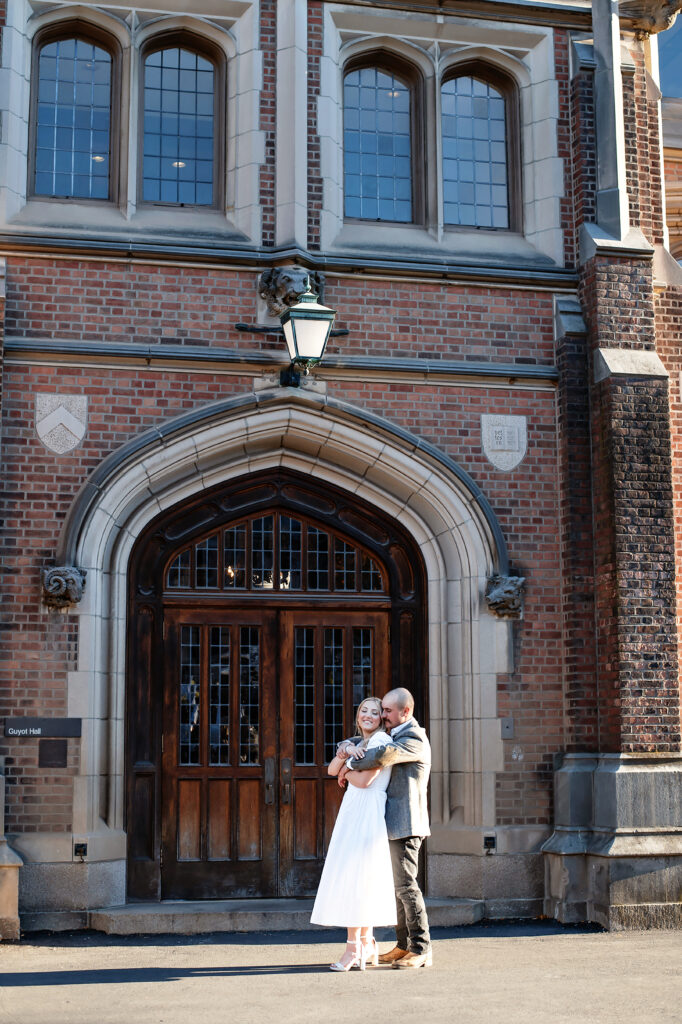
(311, 696), (396, 971)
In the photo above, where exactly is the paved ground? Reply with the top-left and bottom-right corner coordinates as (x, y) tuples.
(1, 922), (681, 1024)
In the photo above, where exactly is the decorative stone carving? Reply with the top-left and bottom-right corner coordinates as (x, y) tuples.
(35, 394), (88, 454)
(619, 0), (682, 34)
(258, 267), (325, 317)
(481, 414), (527, 471)
(485, 574), (526, 618)
(41, 566), (87, 608)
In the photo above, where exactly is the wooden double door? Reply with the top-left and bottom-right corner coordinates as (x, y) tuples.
(161, 605), (389, 898)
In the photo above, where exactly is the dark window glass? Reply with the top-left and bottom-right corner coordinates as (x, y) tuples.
(294, 627), (315, 764)
(352, 627), (373, 708)
(334, 539), (356, 590)
(209, 626), (230, 765)
(224, 523), (247, 588)
(195, 535), (218, 588)
(239, 627), (260, 764)
(251, 516), (274, 589)
(179, 625), (200, 765)
(280, 516), (302, 590)
(324, 628), (344, 763)
(167, 548), (191, 588)
(660, 19), (682, 98)
(165, 515), (387, 595)
(442, 76), (509, 229)
(307, 526), (330, 590)
(143, 47), (215, 205)
(34, 37), (111, 199)
(361, 554), (384, 592)
(344, 66), (412, 222)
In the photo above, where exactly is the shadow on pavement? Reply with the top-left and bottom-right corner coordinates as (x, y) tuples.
(18, 919), (603, 950)
(1, 964), (330, 985)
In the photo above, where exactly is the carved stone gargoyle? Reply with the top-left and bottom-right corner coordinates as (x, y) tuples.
(619, 0), (682, 34)
(258, 267), (325, 318)
(41, 566), (87, 608)
(485, 574), (526, 619)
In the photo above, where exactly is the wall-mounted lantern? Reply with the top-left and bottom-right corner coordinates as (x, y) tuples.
(279, 285), (336, 387)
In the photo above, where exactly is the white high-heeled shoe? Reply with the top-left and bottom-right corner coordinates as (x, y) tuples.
(362, 937), (379, 967)
(330, 941), (366, 972)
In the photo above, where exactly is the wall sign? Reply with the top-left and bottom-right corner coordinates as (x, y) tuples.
(4, 718), (82, 738)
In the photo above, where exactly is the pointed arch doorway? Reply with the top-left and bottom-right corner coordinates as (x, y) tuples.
(127, 469), (426, 900)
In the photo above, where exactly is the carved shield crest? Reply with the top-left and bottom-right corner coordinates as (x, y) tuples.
(481, 414), (527, 471)
(35, 394), (88, 454)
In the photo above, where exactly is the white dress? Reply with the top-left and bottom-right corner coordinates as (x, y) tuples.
(311, 731), (397, 927)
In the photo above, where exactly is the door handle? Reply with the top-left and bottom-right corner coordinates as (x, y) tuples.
(264, 757), (275, 805)
(281, 757), (292, 804)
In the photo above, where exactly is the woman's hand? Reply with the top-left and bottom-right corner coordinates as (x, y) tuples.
(345, 744), (365, 760)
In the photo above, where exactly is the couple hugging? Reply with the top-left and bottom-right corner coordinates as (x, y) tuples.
(311, 687), (432, 972)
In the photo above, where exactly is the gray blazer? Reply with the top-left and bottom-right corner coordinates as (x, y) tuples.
(348, 718), (431, 840)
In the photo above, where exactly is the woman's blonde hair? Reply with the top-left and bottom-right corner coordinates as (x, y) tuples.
(354, 696), (385, 749)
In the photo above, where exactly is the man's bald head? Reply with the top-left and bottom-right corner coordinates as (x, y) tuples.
(384, 688), (414, 713)
(381, 688), (415, 731)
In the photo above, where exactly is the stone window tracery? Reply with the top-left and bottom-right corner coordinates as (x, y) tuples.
(341, 51), (520, 231)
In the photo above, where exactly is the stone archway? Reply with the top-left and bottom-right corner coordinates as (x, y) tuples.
(59, 387), (511, 901)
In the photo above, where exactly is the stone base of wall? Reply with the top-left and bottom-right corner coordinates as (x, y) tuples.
(18, 859), (126, 916)
(428, 851), (545, 913)
(542, 753), (682, 930)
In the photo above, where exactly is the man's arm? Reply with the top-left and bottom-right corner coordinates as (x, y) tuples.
(348, 732), (425, 773)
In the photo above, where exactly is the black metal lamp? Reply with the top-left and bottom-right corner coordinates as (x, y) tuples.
(279, 284), (336, 387)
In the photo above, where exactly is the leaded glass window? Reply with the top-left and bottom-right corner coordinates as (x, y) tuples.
(142, 46), (215, 206)
(33, 37), (112, 199)
(294, 628), (315, 764)
(344, 65), (412, 222)
(441, 75), (509, 229)
(179, 625), (200, 765)
(166, 514), (386, 594)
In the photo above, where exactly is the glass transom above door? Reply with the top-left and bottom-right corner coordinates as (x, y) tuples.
(165, 512), (387, 594)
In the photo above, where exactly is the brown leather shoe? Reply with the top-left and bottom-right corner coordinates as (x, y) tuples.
(378, 946), (408, 964)
(392, 949), (433, 969)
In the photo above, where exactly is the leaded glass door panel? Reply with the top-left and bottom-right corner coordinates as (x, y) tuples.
(161, 607), (278, 898)
(161, 606), (389, 898)
(278, 609), (389, 896)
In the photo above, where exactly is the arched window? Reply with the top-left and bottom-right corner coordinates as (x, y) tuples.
(141, 37), (224, 207)
(343, 57), (421, 223)
(30, 30), (116, 200)
(441, 64), (520, 231)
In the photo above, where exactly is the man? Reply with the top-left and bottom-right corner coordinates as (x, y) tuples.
(337, 687), (432, 968)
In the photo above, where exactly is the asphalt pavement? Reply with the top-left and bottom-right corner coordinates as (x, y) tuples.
(1, 921), (681, 1024)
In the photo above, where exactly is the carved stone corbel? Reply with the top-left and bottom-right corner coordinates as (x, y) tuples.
(619, 0), (682, 35)
(41, 566), (87, 608)
(485, 574), (526, 619)
(258, 267), (325, 317)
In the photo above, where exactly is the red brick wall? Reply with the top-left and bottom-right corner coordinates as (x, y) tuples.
(623, 48), (666, 246)
(259, 0), (277, 246)
(4, 258), (558, 366)
(654, 284), (682, 747)
(581, 255), (681, 752)
(555, 29), (576, 269)
(569, 69), (597, 237)
(307, 0), (323, 250)
(0, 261), (565, 829)
(323, 380), (562, 825)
